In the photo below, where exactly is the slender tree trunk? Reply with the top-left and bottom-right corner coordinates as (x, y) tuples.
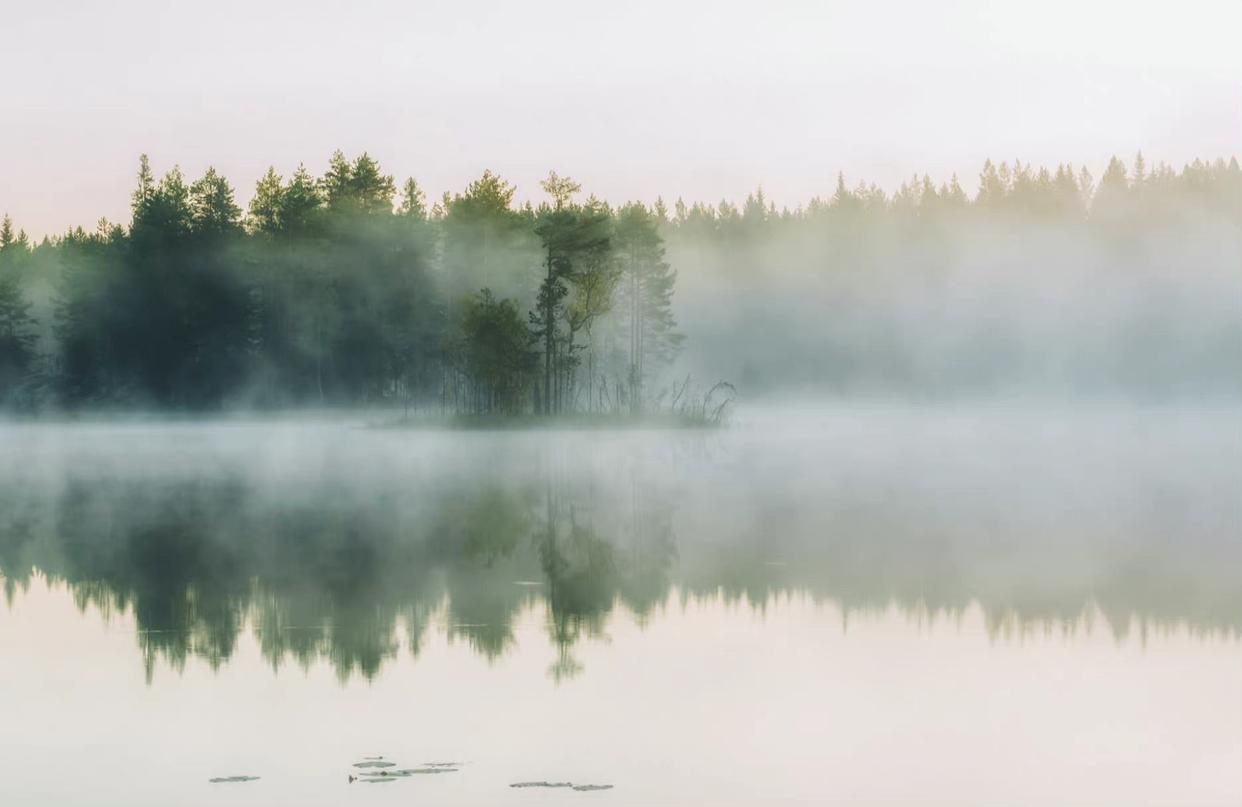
(315, 299), (325, 405)
(543, 252), (554, 416)
(628, 247), (639, 416)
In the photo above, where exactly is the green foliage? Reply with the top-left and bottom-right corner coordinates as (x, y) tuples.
(614, 202), (683, 412)
(14, 149), (1242, 411)
(323, 151), (396, 217)
(189, 168), (242, 237)
(529, 186), (617, 415)
(0, 221), (38, 408)
(247, 167), (284, 234)
(457, 289), (534, 413)
(47, 154), (439, 409)
(398, 178), (428, 221)
(440, 170), (536, 304)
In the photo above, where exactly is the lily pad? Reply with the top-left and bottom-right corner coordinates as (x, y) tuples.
(353, 760), (396, 768)
(397, 767), (458, 775)
(510, 780), (613, 792)
(208, 775), (259, 784)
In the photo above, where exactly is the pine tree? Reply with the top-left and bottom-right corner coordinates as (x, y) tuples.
(281, 165), (324, 236)
(399, 178), (428, 220)
(614, 203), (683, 413)
(131, 154), (155, 222)
(323, 151), (396, 216)
(541, 171), (582, 211)
(1092, 156), (1129, 218)
(0, 261), (37, 408)
(977, 160), (1006, 207)
(441, 170), (528, 303)
(530, 175), (611, 414)
(248, 167), (284, 234)
(189, 167), (242, 236)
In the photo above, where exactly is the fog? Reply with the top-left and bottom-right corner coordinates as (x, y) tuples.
(5, 4), (1242, 803)
(2, 404), (1239, 681)
(668, 164), (1242, 399)
(3, 154), (1241, 678)
(2, 155), (1240, 413)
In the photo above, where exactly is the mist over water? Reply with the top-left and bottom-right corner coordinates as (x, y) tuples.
(2, 404), (1241, 805)
(4, 148), (1242, 807)
(668, 176), (1242, 399)
(4, 1), (1242, 802)
(4, 404), (1241, 673)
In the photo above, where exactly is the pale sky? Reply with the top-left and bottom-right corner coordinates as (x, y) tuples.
(3, 0), (1241, 237)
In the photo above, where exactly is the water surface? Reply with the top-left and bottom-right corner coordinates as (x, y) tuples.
(2, 405), (1240, 805)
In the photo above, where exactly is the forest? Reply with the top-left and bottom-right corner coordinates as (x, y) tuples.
(0, 154), (681, 416)
(2, 151), (1241, 413)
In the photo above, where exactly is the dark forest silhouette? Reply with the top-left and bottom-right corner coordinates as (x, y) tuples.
(0, 156), (682, 416)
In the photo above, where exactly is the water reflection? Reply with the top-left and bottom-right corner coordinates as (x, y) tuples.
(1, 413), (1240, 682)
(0, 447), (679, 681)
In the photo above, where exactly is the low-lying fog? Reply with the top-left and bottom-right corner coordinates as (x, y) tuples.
(3, 403), (1239, 679)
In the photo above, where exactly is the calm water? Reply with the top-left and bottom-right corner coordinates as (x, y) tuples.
(2, 405), (1241, 806)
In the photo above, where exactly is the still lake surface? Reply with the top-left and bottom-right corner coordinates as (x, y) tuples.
(1, 405), (1241, 806)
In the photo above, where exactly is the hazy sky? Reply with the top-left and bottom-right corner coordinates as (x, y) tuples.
(3, 0), (1241, 237)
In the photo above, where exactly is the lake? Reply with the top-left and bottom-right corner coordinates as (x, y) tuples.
(2, 404), (1241, 806)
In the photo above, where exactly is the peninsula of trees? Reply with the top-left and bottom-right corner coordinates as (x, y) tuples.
(0, 155), (683, 415)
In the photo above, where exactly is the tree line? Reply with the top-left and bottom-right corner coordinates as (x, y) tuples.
(0, 154), (682, 414)
(664, 153), (1242, 396)
(4, 151), (1241, 409)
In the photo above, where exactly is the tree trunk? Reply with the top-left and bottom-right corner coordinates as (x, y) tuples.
(543, 252), (554, 416)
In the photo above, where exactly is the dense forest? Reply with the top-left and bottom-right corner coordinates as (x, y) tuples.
(2, 151), (1241, 412)
(0, 154), (682, 415)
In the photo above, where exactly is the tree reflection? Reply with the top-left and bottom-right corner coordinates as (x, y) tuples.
(2, 442), (1242, 684)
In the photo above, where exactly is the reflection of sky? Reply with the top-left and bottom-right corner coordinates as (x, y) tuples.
(2, 576), (1240, 807)
(5, 0), (1242, 237)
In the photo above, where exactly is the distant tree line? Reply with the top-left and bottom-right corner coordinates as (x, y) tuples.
(663, 154), (1242, 396)
(3, 151), (1242, 409)
(0, 154), (682, 413)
